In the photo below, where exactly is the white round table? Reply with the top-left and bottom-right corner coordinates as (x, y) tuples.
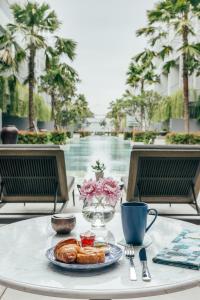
(0, 213), (199, 299)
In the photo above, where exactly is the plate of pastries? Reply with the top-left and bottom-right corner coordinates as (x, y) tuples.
(46, 237), (123, 270)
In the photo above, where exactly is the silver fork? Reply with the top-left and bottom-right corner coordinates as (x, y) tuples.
(124, 245), (137, 281)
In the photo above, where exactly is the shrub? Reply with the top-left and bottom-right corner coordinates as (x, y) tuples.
(133, 131), (157, 144)
(79, 131), (91, 138)
(166, 132), (200, 144)
(18, 130), (70, 144)
(66, 131), (72, 138)
(110, 132), (118, 137)
(94, 132), (105, 136)
(18, 131), (49, 144)
(124, 132), (133, 140)
(50, 131), (67, 145)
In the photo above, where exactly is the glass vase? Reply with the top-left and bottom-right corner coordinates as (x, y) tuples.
(82, 196), (115, 228)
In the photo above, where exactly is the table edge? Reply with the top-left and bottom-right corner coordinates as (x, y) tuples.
(0, 275), (199, 299)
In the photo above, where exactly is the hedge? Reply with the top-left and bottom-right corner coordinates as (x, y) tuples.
(18, 131), (50, 144)
(133, 131), (157, 144)
(17, 131), (69, 145)
(110, 132), (118, 137)
(79, 131), (91, 138)
(50, 131), (67, 145)
(166, 132), (200, 144)
(124, 132), (133, 140)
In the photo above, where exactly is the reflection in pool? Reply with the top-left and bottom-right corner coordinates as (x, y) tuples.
(64, 136), (132, 183)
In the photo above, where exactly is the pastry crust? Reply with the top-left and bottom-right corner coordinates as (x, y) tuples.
(54, 238), (105, 264)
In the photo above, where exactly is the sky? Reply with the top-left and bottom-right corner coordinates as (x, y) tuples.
(48, 0), (157, 116)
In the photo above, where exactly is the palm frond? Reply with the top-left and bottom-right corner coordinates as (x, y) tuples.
(55, 37), (76, 60)
(158, 45), (173, 60)
(136, 26), (156, 37)
(162, 59), (176, 74)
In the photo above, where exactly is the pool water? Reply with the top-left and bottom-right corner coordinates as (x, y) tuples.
(64, 135), (132, 183)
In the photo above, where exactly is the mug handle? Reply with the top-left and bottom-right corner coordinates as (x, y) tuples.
(146, 209), (158, 232)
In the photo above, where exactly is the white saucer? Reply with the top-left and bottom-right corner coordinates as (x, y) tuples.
(118, 233), (152, 249)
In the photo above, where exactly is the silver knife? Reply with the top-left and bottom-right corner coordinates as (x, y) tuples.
(139, 248), (151, 281)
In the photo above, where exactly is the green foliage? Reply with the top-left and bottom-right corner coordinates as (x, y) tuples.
(17, 131), (69, 144)
(0, 76), (51, 121)
(49, 131), (67, 145)
(152, 90), (184, 122)
(166, 132), (200, 144)
(126, 49), (159, 92)
(34, 94), (51, 121)
(124, 132), (133, 140)
(91, 160), (106, 172)
(136, 0), (200, 132)
(18, 131), (50, 144)
(0, 77), (6, 111)
(133, 131), (157, 144)
(66, 131), (72, 138)
(107, 99), (126, 132)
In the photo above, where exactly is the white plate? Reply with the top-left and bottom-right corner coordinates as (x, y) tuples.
(46, 243), (123, 271)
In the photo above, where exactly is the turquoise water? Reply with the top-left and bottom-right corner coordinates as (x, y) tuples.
(64, 136), (132, 183)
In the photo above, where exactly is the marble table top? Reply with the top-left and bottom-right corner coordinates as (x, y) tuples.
(0, 213), (199, 299)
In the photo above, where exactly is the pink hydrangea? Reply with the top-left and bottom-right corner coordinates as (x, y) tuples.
(79, 179), (101, 201)
(98, 178), (121, 205)
(79, 178), (122, 205)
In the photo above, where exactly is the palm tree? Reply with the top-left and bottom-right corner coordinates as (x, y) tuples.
(0, 29), (26, 114)
(126, 49), (159, 128)
(4, 2), (59, 130)
(0, 29), (25, 74)
(122, 91), (144, 129)
(60, 94), (93, 129)
(107, 99), (125, 132)
(43, 36), (77, 128)
(40, 61), (78, 129)
(127, 49), (159, 93)
(74, 94), (93, 127)
(136, 0), (200, 132)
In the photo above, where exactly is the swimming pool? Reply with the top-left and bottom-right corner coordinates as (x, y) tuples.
(64, 135), (132, 183)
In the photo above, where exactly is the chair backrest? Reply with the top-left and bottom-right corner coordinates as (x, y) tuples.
(127, 145), (200, 203)
(0, 145), (69, 203)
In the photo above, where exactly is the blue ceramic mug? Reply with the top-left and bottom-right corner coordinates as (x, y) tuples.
(121, 202), (158, 245)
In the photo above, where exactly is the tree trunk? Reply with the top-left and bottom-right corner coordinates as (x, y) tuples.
(140, 80), (145, 130)
(182, 13), (189, 133)
(28, 45), (36, 131)
(51, 91), (58, 130)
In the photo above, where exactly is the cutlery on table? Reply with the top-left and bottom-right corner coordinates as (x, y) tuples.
(124, 245), (137, 281)
(139, 248), (151, 282)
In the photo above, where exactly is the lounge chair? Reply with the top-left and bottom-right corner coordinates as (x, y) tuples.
(0, 145), (75, 214)
(122, 145), (200, 216)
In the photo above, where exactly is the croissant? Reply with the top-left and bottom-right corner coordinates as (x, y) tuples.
(54, 238), (80, 263)
(54, 238), (79, 253)
(55, 245), (78, 263)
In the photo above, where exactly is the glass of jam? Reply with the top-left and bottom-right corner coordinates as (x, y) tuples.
(80, 231), (95, 247)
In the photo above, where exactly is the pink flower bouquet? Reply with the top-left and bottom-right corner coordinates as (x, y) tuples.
(80, 178), (122, 206)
